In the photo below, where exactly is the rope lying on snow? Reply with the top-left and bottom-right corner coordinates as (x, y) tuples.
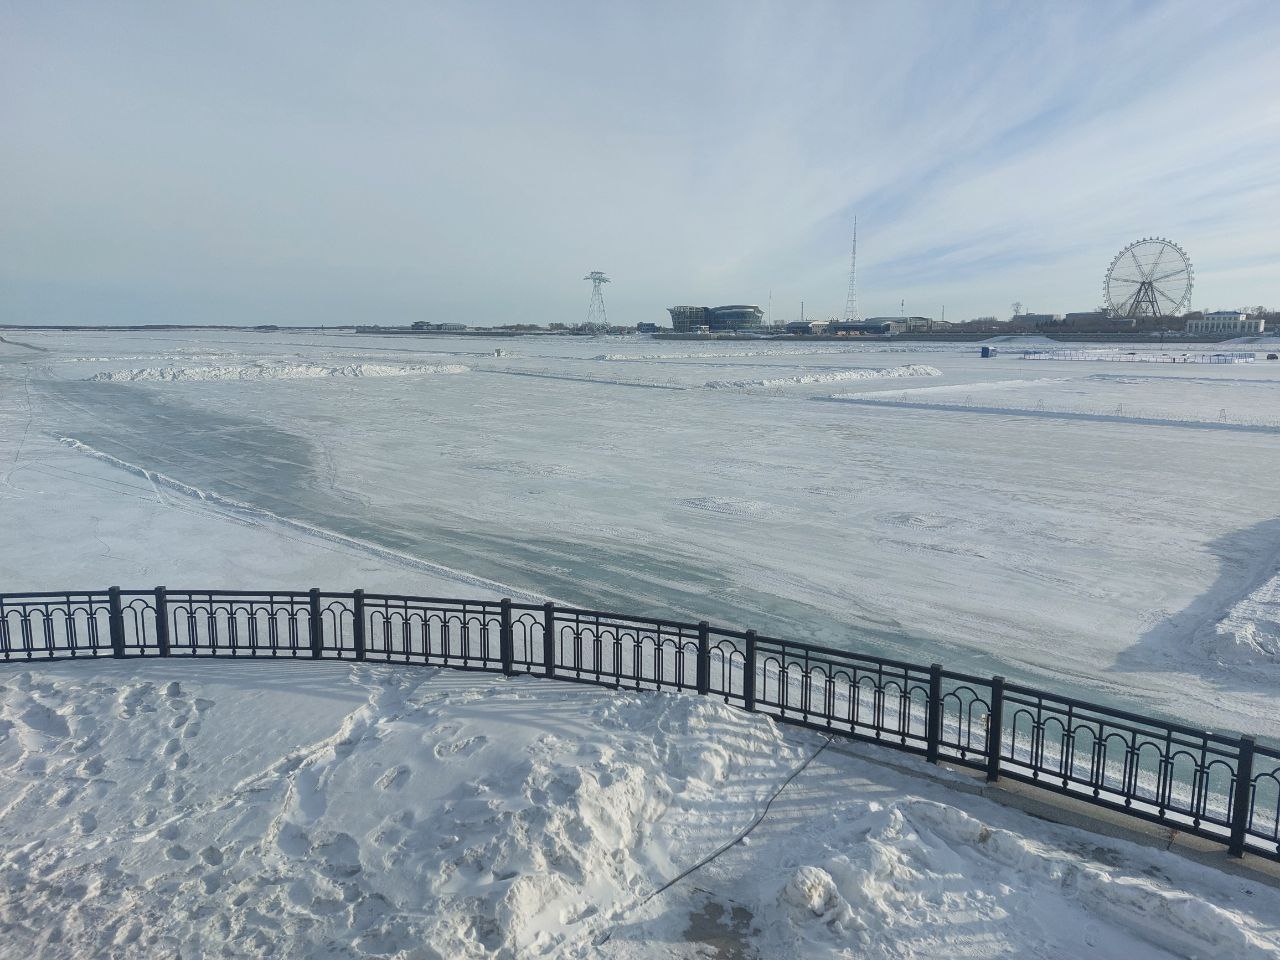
(591, 733), (836, 946)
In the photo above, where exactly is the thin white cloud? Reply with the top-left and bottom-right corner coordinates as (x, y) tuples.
(1, 0), (1276, 325)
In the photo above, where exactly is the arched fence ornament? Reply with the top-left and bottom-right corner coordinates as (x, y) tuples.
(1, 586), (1277, 861)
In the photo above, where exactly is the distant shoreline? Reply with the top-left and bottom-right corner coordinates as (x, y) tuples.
(1, 323), (1272, 346)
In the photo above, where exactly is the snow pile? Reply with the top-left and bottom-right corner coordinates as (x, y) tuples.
(1200, 572), (1280, 665)
(86, 362), (469, 382)
(843, 377), (1070, 401)
(596, 348), (869, 362)
(704, 364), (942, 389)
(978, 335), (1063, 346)
(0, 662), (802, 959)
(756, 799), (1280, 959)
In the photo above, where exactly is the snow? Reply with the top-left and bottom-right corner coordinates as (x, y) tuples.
(704, 363), (942, 389)
(1201, 572), (1280, 665)
(87, 361), (469, 382)
(3, 661), (1278, 959)
(5, 329), (1280, 956)
(976, 334), (1064, 345)
(3, 329), (1280, 740)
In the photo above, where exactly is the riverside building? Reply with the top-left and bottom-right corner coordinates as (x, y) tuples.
(667, 305), (764, 333)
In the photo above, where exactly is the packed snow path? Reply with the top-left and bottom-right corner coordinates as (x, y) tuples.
(1, 661), (1278, 959)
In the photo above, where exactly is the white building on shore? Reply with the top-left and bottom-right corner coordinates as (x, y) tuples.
(1185, 311), (1263, 335)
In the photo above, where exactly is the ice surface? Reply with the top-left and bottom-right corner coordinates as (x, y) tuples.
(3, 330), (1280, 741)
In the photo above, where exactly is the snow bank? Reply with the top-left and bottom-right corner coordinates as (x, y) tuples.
(596, 348), (871, 361)
(977, 335), (1063, 346)
(760, 799), (1280, 959)
(704, 364), (942, 389)
(1200, 572), (1280, 665)
(4, 663), (1280, 960)
(0, 662), (802, 959)
(87, 362), (469, 382)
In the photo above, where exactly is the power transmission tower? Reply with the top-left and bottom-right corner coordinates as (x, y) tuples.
(583, 271), (610, 330)
(844, 217), (861, 322)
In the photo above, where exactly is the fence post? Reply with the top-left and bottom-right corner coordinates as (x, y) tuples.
(542, 602), (555, 678)
(696, 622), (710, 695)
(927, 664), (943, 764)
(352, 589), (366, 661)
(108, 586), (125, 658)
(743, 630), (757, 712)
(500, 598), (515, 676)
(986, 675), (1005, 782)
(308, 588), (322, 658)
(1229, 735), (1257, 858)
(154, 586), (170, 657)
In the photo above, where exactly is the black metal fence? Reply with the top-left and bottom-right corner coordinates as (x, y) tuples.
(3, 586), (1277, 862)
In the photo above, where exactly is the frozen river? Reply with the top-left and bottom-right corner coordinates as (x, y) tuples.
(2, 329), (1279, 739)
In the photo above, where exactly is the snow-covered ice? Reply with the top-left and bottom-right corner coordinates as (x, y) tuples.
(87, 361), (470, 382)
(3, 331), (1280, 740)
(703, 363), (941, 389)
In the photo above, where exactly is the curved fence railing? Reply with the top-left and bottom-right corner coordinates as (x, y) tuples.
(2, 586), (1276, 862)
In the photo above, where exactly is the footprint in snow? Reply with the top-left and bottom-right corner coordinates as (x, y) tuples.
(433, 735), (488, 760)
(375, 765), (411, 791)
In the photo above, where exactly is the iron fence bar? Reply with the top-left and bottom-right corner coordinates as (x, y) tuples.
(1230, 736), (1256, 857)
(155, 586), (170, 656)
(500, 598), (514, 676)
(696, 621), (710, 695)
(542, 602), (555, 678)
(108, 586), (125, 658)
(927, 663), (942, 764)
(353, 589), (366, 661)
(308, 588), (322, 659)
(986, 675), (1005, 782)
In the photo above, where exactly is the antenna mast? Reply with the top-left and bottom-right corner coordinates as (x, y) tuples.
(844, 217), (861, 322)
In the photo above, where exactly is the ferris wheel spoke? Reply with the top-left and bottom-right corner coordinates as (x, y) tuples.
(1148, 267), (1188, 284)
(1108, 277), (1142, 284)
(1154, 286), (1185, 310)
(1147, 245), (1167, 279)
(1129, 249), (1150, 279)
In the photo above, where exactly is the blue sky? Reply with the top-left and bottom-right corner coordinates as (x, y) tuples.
(3, 1), (1278, 327)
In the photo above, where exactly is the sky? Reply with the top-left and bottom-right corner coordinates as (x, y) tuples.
(3, 1), (1278, 328)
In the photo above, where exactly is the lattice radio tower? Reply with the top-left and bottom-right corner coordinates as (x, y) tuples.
(843, 217), (861, 322)
(583, 271), (610, 329)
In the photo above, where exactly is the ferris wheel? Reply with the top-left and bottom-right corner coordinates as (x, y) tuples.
(1104, 238), (1194, 318)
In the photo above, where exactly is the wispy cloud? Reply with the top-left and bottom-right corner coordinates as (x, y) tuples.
(2, 0), (1277, 325)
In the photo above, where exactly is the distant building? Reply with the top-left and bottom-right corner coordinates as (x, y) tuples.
(785, 320), (828, 335)
(411, 322), (467, 332)
(827, 316), (931, 335)
(1185, 311), (1263, 336)
(1022, 313), (1063, 326)
(667, 306), (708, 332)
(635, 322), (660, 334)
(1063, 311), (1109, 326)
(828, 318), (903, 335)
(667, 305), (764, 333)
